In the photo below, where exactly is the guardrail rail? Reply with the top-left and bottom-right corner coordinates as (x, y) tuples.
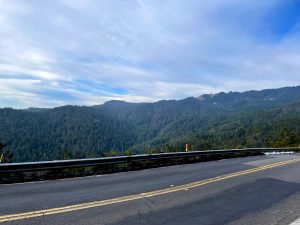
(1, 147), (299, 174)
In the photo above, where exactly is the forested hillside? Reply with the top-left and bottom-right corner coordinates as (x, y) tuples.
(1, 86), (300, 162)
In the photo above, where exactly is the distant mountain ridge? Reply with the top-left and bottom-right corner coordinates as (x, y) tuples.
(1, 86), (300, 162)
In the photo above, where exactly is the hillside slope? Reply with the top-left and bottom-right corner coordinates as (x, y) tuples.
(1, 86), (300, 162)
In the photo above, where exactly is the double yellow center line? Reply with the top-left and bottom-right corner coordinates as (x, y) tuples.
(1, 157), (300, 223)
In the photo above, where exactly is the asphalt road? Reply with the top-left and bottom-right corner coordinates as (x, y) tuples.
(1, 154), (300, 225)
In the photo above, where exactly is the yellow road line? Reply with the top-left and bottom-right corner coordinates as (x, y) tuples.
(1, 157), (300, 223)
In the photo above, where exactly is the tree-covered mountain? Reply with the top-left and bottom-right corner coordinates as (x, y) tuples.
(1, 86), (300, 162)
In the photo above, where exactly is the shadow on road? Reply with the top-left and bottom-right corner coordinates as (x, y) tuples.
(110, 178), (300, 225)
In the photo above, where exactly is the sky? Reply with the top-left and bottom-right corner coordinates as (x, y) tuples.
(0, 0), (300, 108)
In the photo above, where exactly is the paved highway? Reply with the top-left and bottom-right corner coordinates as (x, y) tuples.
(1, 154), (300, 225)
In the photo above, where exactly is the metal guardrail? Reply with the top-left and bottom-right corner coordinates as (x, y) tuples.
(0, 147), (299, 173)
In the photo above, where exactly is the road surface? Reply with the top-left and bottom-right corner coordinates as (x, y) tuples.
(1, 154), (300, 225)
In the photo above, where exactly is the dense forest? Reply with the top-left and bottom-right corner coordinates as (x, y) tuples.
(0, 86), (300, 162)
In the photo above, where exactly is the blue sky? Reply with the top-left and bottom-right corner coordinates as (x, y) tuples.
(0, 0), (300, 108)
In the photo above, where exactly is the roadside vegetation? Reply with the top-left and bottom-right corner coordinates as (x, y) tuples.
(0, 142), (13, 163)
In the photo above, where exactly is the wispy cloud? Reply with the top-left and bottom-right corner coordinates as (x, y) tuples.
(0, 0), (300, 108)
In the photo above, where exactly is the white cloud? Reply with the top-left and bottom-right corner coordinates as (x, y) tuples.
(0, 64), (64, 81)
(0, 0), (299, 108)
